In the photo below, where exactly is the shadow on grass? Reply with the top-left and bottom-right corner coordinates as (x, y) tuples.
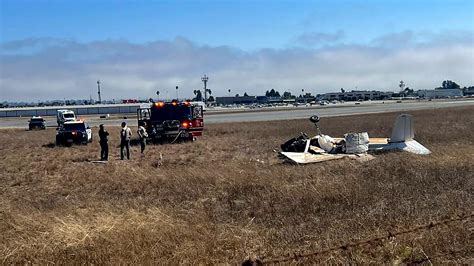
(42, 143), (56, 148)
(113, 138), (188, 147)
(113, 139), (142, 148)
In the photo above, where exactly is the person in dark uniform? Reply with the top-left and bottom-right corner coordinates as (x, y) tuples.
(98, 124), (109, 161)
(120, 121), (132, 160)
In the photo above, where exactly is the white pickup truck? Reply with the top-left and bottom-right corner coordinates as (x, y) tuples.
(57, 110), (76, 126)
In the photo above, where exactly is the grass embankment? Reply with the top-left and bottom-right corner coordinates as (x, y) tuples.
(1, 107), (473, 264)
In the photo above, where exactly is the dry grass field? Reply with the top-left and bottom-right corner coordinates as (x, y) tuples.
(1, 106), (473, 264)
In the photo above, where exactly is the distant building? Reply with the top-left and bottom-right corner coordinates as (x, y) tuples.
(323, 90), (393, 101)
(296, 96), (316, 103)
(463, 88), (474, 96)
(256, 96), (284, 103)
(256, 96), (268, 103)
(417, 89), (463, 98)
(215, 96), (256, 105)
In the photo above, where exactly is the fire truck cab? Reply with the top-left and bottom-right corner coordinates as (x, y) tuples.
(137, 101), (204, 142)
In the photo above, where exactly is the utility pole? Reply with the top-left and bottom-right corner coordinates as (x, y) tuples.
(97, 80), (102, 104)
(176, 86), (179, 100)
(201, 74), (209, 104)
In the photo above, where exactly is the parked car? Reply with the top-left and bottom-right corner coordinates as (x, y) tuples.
(56, 120), (92, 146)
(28, 116), (46, 130)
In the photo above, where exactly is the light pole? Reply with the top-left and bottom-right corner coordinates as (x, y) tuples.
(201, 74), (209, 104)
(97, 80), (102, 104)
(176, 86), (179, 100)
(228, 89), (231, 97)
(156, 90), (160, 101)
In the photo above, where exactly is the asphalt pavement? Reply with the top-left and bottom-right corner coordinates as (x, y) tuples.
(1, 99), (473, 129)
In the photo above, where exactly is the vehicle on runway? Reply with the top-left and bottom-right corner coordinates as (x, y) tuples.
(137, 100), (204, 142)
(280, 114), (430, 164)
(56, 120), (92, 146)
(28, 116), (46, 130)
(57, 109), (76, 126)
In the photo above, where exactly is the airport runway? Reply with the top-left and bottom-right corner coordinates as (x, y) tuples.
(208, 100), (474, 123)
(0, 99), (473, 129)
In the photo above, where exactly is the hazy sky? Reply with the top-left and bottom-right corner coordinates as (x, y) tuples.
(1, 0), (473, 101)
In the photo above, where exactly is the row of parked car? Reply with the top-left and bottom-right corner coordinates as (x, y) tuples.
(28, 109), (93, 146)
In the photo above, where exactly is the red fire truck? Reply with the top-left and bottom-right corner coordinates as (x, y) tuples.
(137, 101), (204, 142)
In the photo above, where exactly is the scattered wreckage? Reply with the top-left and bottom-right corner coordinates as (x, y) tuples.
(280, 114), (430, 164)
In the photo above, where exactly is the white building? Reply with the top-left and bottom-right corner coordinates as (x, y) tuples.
(417, 89), (463, 99)
(323, 90), (394, 101)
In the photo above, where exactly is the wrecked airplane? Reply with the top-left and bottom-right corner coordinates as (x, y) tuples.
(280, 114), (431, 164)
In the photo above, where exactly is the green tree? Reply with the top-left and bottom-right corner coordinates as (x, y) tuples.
(270, 89), (276, 96)
(282, 91), (293, 99)
(400, 87), (414, 97)
(441, 80), (460, 90)
(193, 90), (203, 101)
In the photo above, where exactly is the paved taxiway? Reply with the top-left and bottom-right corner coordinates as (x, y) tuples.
(1, 99), (473, 129)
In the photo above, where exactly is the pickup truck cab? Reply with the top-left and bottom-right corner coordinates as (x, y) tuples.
(29, 116), (46, 130)
(56, 121), (92, 146)
(57, 109), (76, 126)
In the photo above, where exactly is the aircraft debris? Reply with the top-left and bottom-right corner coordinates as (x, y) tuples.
(250, 158), (265, 164)
(280, 114), (430, 164)
(89, 160), (108, 164)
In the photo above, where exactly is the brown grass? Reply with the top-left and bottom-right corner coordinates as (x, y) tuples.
(1, 106), (473, 264)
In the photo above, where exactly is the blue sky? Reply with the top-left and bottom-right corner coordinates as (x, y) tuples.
(2, 0), (473, 49)
(1, 0), (473, 101)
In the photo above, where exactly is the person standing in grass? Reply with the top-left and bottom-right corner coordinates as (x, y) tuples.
(120, 121), (132, 160)
(137, 121), (148, 155)
(98, 124), (109, 161)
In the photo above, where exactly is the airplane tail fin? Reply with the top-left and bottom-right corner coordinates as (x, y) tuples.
(390, 114), (414, 143)
(388, 114), (431, 155)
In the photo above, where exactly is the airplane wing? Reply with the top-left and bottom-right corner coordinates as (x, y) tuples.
(369, 140), (431, 155)
(280, 151), (374, 164)
(280, 152), (345, 164)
